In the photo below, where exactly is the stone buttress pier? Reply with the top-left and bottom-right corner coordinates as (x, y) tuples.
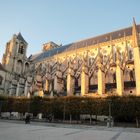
(97, 62), (105, 95)
(16, 78), (25, 96)
(24, 76), (32, 96)
(116, 50), (124, 96)
(81, 63), (89, 96)
(67, 67), (75, 96)
(54, 70), (63, 94)
(132, 19), (140, 96)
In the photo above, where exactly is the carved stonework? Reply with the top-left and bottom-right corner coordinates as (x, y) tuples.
(1, 20), (140, 97)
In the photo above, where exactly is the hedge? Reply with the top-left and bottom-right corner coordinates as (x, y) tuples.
(0, 95), (140, 125)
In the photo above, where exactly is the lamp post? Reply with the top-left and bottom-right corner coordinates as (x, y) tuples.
(108, 99), (112, 127)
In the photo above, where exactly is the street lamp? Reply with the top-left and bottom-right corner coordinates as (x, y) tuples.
(108, 99), (112, 127)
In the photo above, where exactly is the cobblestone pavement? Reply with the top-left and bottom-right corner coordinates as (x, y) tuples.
(0, 120), (140, 140)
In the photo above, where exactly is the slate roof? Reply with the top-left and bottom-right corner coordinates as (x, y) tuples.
(33, 24), (140, 62)
(17, 32), (28, 44)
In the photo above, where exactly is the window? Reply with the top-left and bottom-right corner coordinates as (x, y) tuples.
(89, 58), (93, 66)
(24, 63), (29, 73)
(113, 52), (116, 62)
(16, 60), (22, 74)
(129, 50), (133, 60)
(113, 73), (116, 83)
(113, 46), (116, 62)
(130, 70), (134, 81)
(18, 45), (24, 54)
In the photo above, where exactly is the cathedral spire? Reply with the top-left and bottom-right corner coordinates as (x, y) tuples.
(132, 17), (139, 48)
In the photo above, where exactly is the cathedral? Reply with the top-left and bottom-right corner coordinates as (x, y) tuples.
(0, 19), (140, 97)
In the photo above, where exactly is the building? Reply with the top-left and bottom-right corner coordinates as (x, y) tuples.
(1, 19), (140, 97)
(0, 63), (6, 93)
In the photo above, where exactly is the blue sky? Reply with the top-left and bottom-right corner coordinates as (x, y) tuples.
(0, 0), (140, 62)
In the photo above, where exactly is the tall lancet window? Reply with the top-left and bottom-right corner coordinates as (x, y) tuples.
(24, 62), (29, 73)
(89, 57), (93, 66)
(16, 60), (22, 74)
(128, 50), (133, 60)
(113, 46), (116, 62)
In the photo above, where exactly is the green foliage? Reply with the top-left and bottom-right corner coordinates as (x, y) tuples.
(30, 96), (42, 114)
(13, 98), (30, 113)
(1, 95), (140, 123)
(41, 97), (52, 114)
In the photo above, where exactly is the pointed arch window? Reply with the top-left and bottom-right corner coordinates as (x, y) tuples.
(89, 57), (93, 66)
(129, 50), (133, 60)
(24, 62), (29, 73)
(16, 60), (22, 74)
(113, 46), (117, 62)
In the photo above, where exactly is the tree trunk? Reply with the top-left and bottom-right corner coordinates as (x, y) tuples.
(90, 114), (92, 125)
(70, 114), (72, 124)
(95, 114), (97, 124)
(63, 107), (65, 122)
(52, 114), (54, 122)
(136, 116), (139, 128)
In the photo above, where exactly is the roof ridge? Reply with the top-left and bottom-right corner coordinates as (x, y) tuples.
(64, 24), (140, 45)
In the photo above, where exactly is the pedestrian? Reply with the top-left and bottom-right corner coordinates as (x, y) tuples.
(25, 114), (30, 124)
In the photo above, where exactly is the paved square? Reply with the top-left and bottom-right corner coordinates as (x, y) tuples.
(0, 120), (140, 140)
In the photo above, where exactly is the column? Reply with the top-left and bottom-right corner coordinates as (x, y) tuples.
(50, 80), (54, 97)
(132, 18), (140, 96)
(38, 90), (44, 97)
(44, 79), (49, 92)
(133, 48), (140, 96)
(116, 61), (124, 96)
(24, 81), (29, 96)
(67, 68), (75, 96)
(9, 80), (17, 96)
(81, 64), (89, 96)
(24, 76), (32, 97)
(98, 65), (105, 95)
(16, 83), (20, 96)
(54, 70), (63, 93)
(9, 84), (14, 95)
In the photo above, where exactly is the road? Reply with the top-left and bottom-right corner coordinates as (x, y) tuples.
(0, 120), (140, 140)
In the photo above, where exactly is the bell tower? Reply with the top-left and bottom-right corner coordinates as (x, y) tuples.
(2, 33), (28, 75)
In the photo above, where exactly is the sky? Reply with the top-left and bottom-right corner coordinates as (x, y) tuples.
(0, 0), (140, 62)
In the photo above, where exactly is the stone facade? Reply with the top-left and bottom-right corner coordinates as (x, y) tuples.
(0, 63), (6, 94)
(1, 19), (140, 97)
(1, 33), (30, 96)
